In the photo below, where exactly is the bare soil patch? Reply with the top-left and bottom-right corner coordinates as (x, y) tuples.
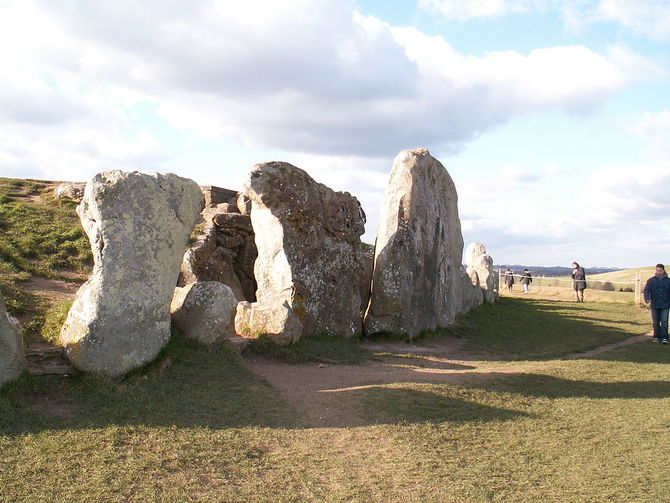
(244, 333), (651, 428)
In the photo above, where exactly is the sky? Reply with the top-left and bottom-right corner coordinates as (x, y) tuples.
(0, 0), (669, 268)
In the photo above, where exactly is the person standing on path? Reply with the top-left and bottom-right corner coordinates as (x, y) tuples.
(520, 269), (532, 294)
(504, 268), (514, 292)
(643, 263), (670, 344)
(572, 262), (587, 302)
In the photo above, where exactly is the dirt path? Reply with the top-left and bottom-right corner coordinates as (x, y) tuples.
(243, 334), (651, 428)
(22, 276), (82, 301)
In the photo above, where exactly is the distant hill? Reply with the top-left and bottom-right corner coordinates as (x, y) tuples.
(497, 265), (622, 277)
(588, 266), (668, 282)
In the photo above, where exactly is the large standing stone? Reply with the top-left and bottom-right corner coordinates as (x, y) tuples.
(466, 242), (498, 303)
(243, 162), (366, 338)
(0, 290), (25, 387)
(60, 171), (204, 377)
(364, 148), (468, 337)
(170, 282), (238, 344)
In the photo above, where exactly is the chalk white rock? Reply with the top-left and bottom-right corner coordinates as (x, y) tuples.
(0, 289), (26, 387)
(60, 170), (204, 377)
(171, 282), (239, 344)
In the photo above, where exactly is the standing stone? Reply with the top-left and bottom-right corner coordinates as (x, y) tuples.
(243, 162), (366, 338)
(364, 148), (468, 337)
(458, 266), (485, 313)
(466, 242), (498, 303)
(60, 171), (204, 378)
(0, 290), (25, 387)
(170, 282), (239, 344)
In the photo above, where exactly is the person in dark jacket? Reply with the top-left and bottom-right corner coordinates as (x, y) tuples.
(643, 263), (670, 344)
(572, 262), (587, 302)
(520, 269), (532, 294)
(504, 268), (514, 292)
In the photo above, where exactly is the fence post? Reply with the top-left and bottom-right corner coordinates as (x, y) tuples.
(634, 272), (641, 305)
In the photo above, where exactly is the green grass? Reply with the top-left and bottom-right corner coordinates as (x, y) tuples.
(1, 297), (668, 502)
(450, 297), (649, 359)
(0, 177), (92, 284)
(247, 333), (371, 364)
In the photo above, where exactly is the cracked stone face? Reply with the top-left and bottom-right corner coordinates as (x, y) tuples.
(60, 170), (204, 378)
(365, 148), (481, 337)
(243, 161), (367, 339)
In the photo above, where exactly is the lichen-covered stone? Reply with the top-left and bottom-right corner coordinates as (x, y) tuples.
(54, 182), (86, 202)
(466, 242), (498, 303)
(179, 203), (257, 301)
(234, 300), (302, 346)
(60, 171), (204, 377)
(0, 289), (25, 387)
(364, 148), (469, 337)
(171, 282), (238, 344)
(243, 162), (366, 338)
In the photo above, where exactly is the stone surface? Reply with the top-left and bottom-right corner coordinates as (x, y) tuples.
(458, 265), (485, 313)
(201, 185), (237, 207)
(0, 289), (26, 387)
(359, 243), (375, 315)
(171, 282), (238, 344)
(364, 148), (470, 337)
(243, 161), (366, 338)
(179, 202), (257, 301)
(60, 170), (204, 377)
(54, 182), (86, 202)
(234, 300), (302, 346)
(466, 242), (498, 303)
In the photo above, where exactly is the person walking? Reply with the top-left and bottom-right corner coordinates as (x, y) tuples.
(572, 262), (587, 302)
(504, 268), (514, 292)
(520, 268), (532, 294)
(643, 263), (670, 344)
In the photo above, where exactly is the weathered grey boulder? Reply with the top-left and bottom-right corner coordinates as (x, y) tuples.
(243, 162), (366, 338)
(466, 242), (498, 303)
(364, 148), (468, 337)
(171, 282), (238, 344)
(458, 266), (485, 313)
(0, 290), (25, 387)
(234, 300), (302, 346)
(60, 171), (204, 377)
(179, 203), (257, 301)
(54, 182), (86, 202)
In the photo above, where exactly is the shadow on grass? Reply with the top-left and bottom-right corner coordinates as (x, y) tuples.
(451, 298), (649, 361)
(460, 372), (670, 400)
(347, 385), (532, 425)
(0, 335), (294, 436)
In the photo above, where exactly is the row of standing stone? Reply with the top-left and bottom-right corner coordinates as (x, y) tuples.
(0, 148), (497, 382)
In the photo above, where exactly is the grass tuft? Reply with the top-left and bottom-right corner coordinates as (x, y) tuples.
(247, 333), (371, 364)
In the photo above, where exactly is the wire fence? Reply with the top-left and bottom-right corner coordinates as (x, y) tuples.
(498, 269), (644, 304)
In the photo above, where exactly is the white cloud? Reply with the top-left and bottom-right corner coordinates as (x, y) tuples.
(629, 110), (670, 160)
(4, 1), (657, 157)
(598, 0), (670, 41)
